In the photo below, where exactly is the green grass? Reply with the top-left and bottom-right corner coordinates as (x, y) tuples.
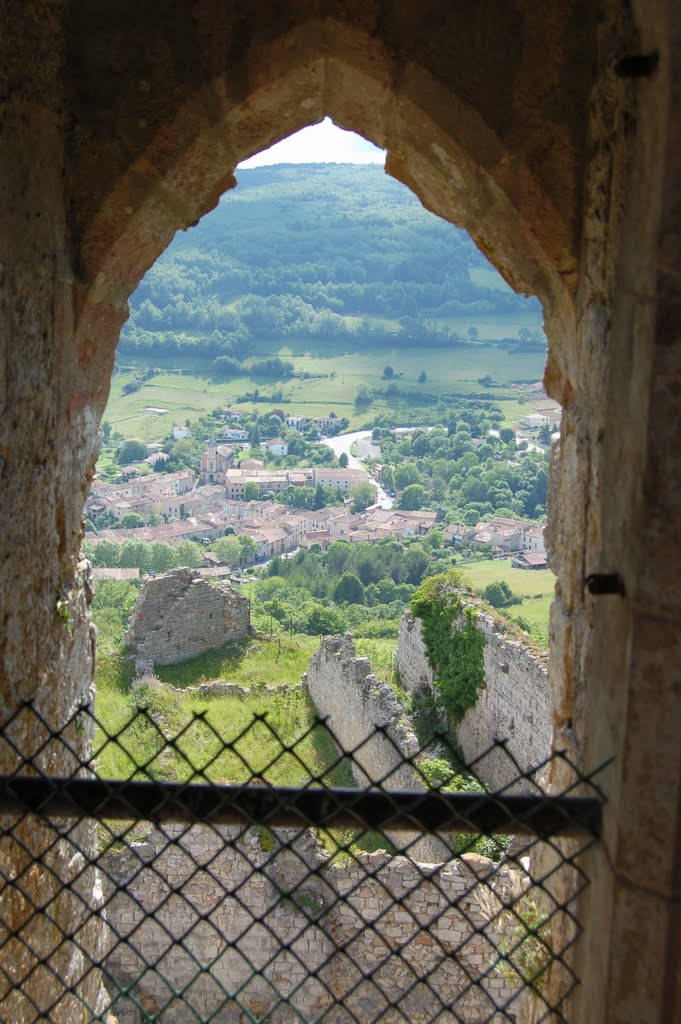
(95, 682), (353, 787)
(153, 635), (319, 689)
(459, 558), (554, 598)
(354, 637), (396, 674)
(105, 332), (545, 441)
(94, 639), (354, 788)
(458, 557), (553, 650)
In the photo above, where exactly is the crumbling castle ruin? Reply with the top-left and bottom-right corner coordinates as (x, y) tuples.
(304, 634), (449, 862)
(125, 568), (250, 667)
(99, 631), (547, 1019)
(395, 606), (552, 793)
(102, 824), (525, 1024)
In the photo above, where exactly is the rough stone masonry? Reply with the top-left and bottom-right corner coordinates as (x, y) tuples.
(102, 823), (524, 1024)
(125, 568), (250, 667)
(395, 607), (552, 793)
(304, 634), (449, 863)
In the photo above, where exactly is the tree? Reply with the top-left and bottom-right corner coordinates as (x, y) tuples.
(354, 384), (373, 409)
(244, 481), (261, 502)
(349, 480), (377, 511)
(117, 440), (147, 465)
(118, 539), (153, 572)
(169, 437), (197, 469)
(268, 555), (283, 576)
(499, 427), (516, 445)
(418, 370), (427, 383)
(313, 483), (326, 510)
(394, 463), (421, 490)
(174, 540), (204, 568)
(117, 513), (145, 529)
(383, 365), (394, 379)
(250, 423), (261, 446)
(237, 534), (257, 562)
(90, 540), (122, 567)
(333, 573), (366, 605)
(149, 541), (176, 573)
(101, 421), (112, 443)
(338, 452), (349, 468)
(537, 423), (552, 446)
(212, 536), (241, 565)
(398, 483), (429, 510)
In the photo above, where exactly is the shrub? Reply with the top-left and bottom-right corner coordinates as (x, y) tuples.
(411, 571), (485, 723)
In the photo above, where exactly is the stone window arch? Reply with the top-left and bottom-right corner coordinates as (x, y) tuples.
(3, 3), (679, 1021)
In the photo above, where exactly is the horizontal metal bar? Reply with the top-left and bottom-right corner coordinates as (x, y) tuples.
(0, 776), (602, 837)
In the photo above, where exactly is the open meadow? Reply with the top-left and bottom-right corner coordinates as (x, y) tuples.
(459, 557), (554, 650)
(106, 333), (545, 442)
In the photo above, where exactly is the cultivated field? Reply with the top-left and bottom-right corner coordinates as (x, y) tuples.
(106, 332), (546, 442)
(459, 557), (554, 649)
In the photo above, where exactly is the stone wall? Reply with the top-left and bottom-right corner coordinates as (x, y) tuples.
(102, 824), (524, 1024)
(395, 613), (435, 694)
(125, 568), (250, 666)
(395, 610), (552, 792)
(304, 635), (448, 861)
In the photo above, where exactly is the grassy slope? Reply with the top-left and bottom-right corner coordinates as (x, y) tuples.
(106, 342), (542, 441)
(94, 632), (397, 783)
(459, 557), (554, 649)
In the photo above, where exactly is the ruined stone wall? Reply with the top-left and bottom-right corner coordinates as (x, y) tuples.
(125, 568), (250, 666)
(395, 611), (552, 792)
(395, 613), (435, 694)
(304, 635), (448, 862)
(102, 824), (522, 1024)
(305, 635), (419, 790)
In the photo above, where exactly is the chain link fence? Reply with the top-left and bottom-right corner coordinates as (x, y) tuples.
(0, 700), (604, 1024)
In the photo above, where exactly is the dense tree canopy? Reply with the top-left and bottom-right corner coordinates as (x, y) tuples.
(119, 165), (543, 363)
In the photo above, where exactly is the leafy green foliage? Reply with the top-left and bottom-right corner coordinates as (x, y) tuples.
(411, 571), (485, 723)
(118, 165), (542, 362)
(373, 423), (548, 522)
(117, 440), (147, 465)
(481, 580), (516, 607)
(398, 483), (429, 510)
(117, 513), (145, 529)
(251, 539), (459, 640)
(350, 480), (377, 511)
(333, 573), (365, 605)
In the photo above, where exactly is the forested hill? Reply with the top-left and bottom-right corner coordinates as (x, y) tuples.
(121, 163), (542, 361)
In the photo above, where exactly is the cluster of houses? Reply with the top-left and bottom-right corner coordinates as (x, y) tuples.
(87, 434), (547, 569)
(87, 469), (197, 522)
(87, 487), (439, 563)
(87, 437), (423, 563)
(444, 516), (547, 568)
(223, 408), (339, 432)
(199, 442), (368, 497)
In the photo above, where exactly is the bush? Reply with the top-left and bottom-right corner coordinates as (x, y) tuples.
(411, 571), (485, 723)
(481, 580), (515, 607)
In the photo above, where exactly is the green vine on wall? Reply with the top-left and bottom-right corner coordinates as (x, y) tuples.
(410, 570), (485, 724)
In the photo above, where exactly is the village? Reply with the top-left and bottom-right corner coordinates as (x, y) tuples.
(85, 405), (547, 574)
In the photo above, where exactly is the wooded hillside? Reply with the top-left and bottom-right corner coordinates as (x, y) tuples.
(121, 164), (543, 362)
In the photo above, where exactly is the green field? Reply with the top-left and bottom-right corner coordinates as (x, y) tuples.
(105, 336), (544, 442)
(459, 558), (554, 649)
(93, 630), (397, 812)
